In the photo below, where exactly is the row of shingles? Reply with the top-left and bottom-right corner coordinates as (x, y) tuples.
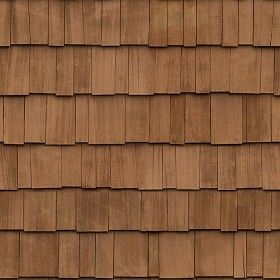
(1, 188), (279, 232)
(1, 230), (280, 278)
(2, 0), (280, 47)
(2, 45), (280, 96)
(1, 142), (280, 190)
(1, 93), (280, 145)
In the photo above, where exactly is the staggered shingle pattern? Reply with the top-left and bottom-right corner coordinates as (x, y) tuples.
(0, 0), (279, 279)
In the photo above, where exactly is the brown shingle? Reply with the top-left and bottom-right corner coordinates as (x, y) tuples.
(210, 47), (230, 92)
(0, 1), (10, 46)
(73, 46), (92, 93)
(199, 144), (218, 188)
(19, 232), (58, 277)
(76, 189), (108, 231)
(238, 0), (253, 45)
(189, 190), (221, 229)
(221, 191), (237, 231)
(57, 188), (76, 230)
(0, 145), (17, 190)
(196, 46), (211, 93)
(230, 47), (261, 93)
(167, 190), (188, 231)
(238, 190), (255, 230)
(0, 232), (19, 278)
(75, 95), (89, 143)
(148, 232), (159, 276)
(115, 46), (129, 93)
(159, 232), (194, 278)
(56, 46), (74, 95)
(92, 47), (116, 94)
(175, 144), (199, 189)
(79, 233), (95, 276)
(11, 0), (30, 44)
(234, 231), (247, 278)
(255, 190), (272, 231)
(4, 96), (24, 144)
(96, 146), (111, 187)
(136, 144), (162, 190)
(48, 0), (65, 46)
(222, 0), (238, 46)
(149, 95), (170, 142)
(23, 190), (56, 231)
(272, 1), (280, 46)
(17, 145), (31, 188)
(58, 232), (79, 278)
(65, 0), (84, 44)
(211, 94), (242, 144)
(29, 0), (48, 44)
(96, 232), (114, 278)
(262, 143), (280, 189)
(183, 0), (196, 46)
(46, 95), (75, 145)
(101, 0), (120, 46)
(114, 232), (148, 277)
(141, 190), (168, 231)
(218, 146), (236, 190)
(81, 144), (96, 188)
(181, 48), (196, 92)
(0, 47), (29, 95)
(195, 231), (233, 276)
(121, 0), (149, 45)
(149, 0), (167, 47)
(25, 95), (47, 143)
(247, 231), (263, 277)
(167, 0), (183, 45)
(261, 48), (274, 92)
(31, 145), (61, 188)
(197, 0), (222, 45)
(89, 95), (125, 144)
(185, 94), (210, 142)
(254, 0), (273, 46)
(125, 96), (149, 142)
(129, 47), (155, 94)
(83, 0), (102, 45)
(246, 95), (272, 142)
(30, 46), (56, 93)
(0, 190), (23, 230)
(61, 145), (81, 187)
(264, 232), (280, 277)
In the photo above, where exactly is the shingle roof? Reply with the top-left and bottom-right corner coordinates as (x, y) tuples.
(0, 0), (279, 278)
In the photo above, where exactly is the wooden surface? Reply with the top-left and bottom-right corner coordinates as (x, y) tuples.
(0, 0), (279, 278)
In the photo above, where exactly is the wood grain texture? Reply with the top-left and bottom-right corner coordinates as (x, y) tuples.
(114, 232), (148, 277)
(46, 96), (75, 145)
(195, 231), (233, 276)
(0, 191), (23, 230)
(121, 0), (149, 44)
(29, 0), (48, 44)
(19, 232), (58, 277)
(49, 0), (64, 46)
(76, 189), (108, 231)
(0, 1), (11, 46)
(0, 232), (19, 278)
(159, 232), (194, 278)
(58, 232), (79, 278)
(24, 190), (56, 231)
(4, 97), (24, 144)
(211, 94), (242, 144)
(149, 0), (167, 46)
(89, 95), (125, 144)
(31, 145), (61, 188)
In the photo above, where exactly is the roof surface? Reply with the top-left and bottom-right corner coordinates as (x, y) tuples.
(0, 0), (278, 278)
